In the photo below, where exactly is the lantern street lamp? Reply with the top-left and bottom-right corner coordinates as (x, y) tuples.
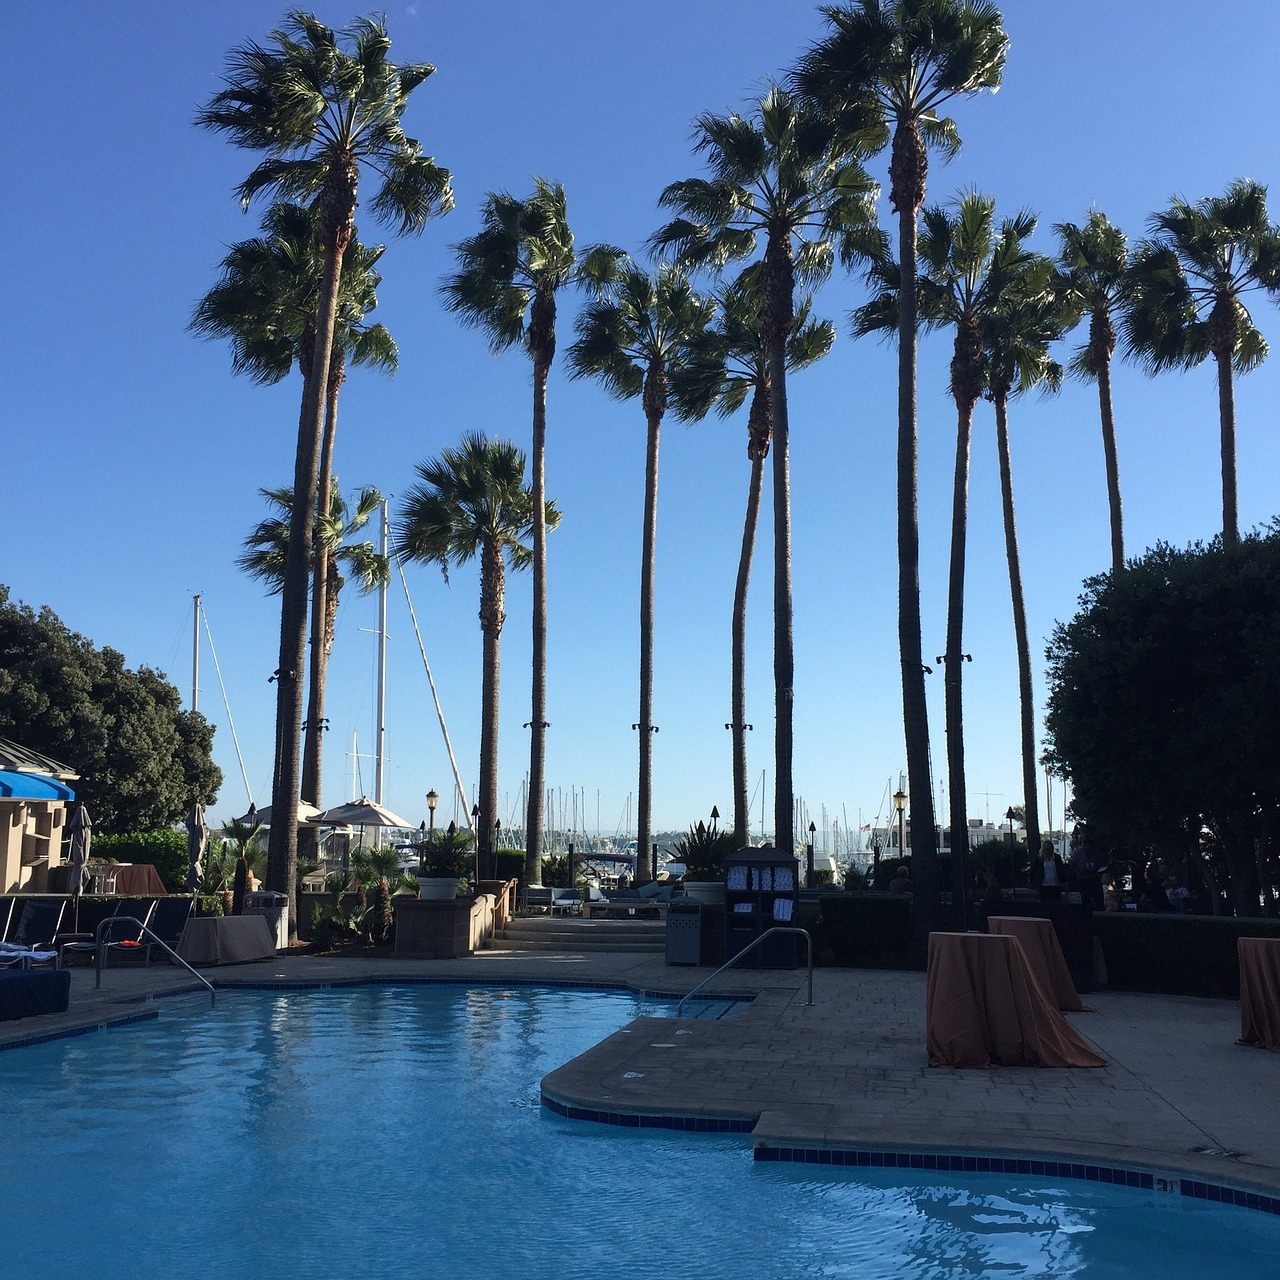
(426, 789), (439, 840)
(892, 787), (908, 866)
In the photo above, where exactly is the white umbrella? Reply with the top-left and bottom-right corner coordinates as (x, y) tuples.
(308, 797), (412, 830)
(237, 800), (322, 826)
(185, 802), (209, 893)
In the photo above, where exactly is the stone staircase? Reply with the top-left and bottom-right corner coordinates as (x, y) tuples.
(496, 913), (665, 954)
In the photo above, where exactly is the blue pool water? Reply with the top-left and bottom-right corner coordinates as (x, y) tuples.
(2, 984), (1277, 1278)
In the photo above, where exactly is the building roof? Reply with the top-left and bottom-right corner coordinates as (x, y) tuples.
(0, 737), (79, 780)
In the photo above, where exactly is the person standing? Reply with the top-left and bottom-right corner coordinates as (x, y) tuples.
(1031, 840), (1065, 903)
(1069, 829), (1106, 910)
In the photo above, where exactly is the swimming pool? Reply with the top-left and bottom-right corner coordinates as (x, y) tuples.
(2, 984), (1276, 1278)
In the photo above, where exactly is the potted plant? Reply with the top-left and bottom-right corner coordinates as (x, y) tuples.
(673, 821), (738, 905)
(416, 823), (474, 899)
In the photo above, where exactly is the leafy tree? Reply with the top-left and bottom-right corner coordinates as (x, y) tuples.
(192, 200), (398, 831)
(671, 273), (834, 847)
(440, 178), (582, 886)
(794, 0), (1008, 937)
(1123, 180), (1280, 548)
(0, 586), (221, 832)
(567, 257), (716, 881)
(982, 251), (1066, 859)
(1052, 211), (1130, 575)
(654, 85), (881, 856)
(198, 12), (452, 925)
(1045, 529), (1280, 915)
(857, 191), (1037, 918)
(397, 434), (557, 880)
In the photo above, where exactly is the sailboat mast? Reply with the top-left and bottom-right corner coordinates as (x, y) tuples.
(375, 499), (388, 805)
(192, 594), (200, 713)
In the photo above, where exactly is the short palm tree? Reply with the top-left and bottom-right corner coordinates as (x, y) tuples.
(856, 192), (1037, 920)
(1123, 180), (1280, 548)
(238, 482), (390, 813)
(193, 200), (397, 828)
(653, 85), (881, 855)
(198, 12), (452, 921)
(567, 257), (716, 883)
(671, 273), (835, 848)
(440, 178), (581, 885)
(794, 0), (1007, 932)
(396, 434), (558, 881)
(983, 253), (1066, 861)
(1053, 211), (1131, 575)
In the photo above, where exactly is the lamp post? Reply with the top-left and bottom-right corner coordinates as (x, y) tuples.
(472, 803), (481, 885)
(1005, 806), (1017, 886)
(493, 819), (501, 881)
(807, 819), (816, 887)
(426, 789), (438, 841)
(892, 787), (907, 868)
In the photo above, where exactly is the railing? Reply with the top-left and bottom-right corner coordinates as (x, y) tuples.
(677, 926), (813, 1017)
(93, 917), (215, 1008)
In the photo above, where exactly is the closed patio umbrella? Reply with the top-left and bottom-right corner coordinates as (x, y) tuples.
(66, 802), (92, 895)
(185, 802), (209, 893)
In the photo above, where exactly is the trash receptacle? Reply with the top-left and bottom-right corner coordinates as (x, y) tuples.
(666, 902), (702, 965)
(242, 890), (288, 951)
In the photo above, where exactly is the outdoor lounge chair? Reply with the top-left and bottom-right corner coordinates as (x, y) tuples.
(0, 900), (65, 969)
(59, 898), (157, 968)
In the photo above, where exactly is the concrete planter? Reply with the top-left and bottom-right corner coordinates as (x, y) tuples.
(682, 880), (726, 906)
(416, 876), (460, 900)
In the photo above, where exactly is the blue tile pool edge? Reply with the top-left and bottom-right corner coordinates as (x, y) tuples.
(753, 1145), (1280, 1218)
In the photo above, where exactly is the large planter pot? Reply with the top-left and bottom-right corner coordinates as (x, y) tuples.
(417, 876), (461, 900)
(683, 880), (725, 906)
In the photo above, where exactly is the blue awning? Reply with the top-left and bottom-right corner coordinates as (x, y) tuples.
(0, 770), (75, 801)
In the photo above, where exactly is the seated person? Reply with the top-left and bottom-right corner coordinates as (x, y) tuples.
(888, 864), (913, 896)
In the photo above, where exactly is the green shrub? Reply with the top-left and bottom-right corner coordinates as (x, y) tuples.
(95, 829), (189, 890)
(494, 849), (525, 884)
(817, 893), (915, 967)
(542, 855), (570, 887)
(1095, 913), (1280, 998)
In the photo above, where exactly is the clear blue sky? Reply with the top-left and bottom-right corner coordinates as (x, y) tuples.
(4, 2), (1278, 847)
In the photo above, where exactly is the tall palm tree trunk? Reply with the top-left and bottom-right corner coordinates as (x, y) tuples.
(525, 303), (554, 886)
(732, 413), (768, 848)
(1093, 333), (1124, 576)
(764, 238), (795, 855)
(893, 125), (940, 937)
(479, 538), (505, 882)
(267, 211), (350, 934)
(944, 396), (976, 925)
(994, 393), (1041, 863)
(1214, 348), (1239, 549)
(301, 358), (344, 851)
(637, 402), (663, 883)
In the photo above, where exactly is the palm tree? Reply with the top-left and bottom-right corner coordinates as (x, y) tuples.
(671, 274), (835, 848)
(198, 12), (452, 924)
(1053, 211), (1130, 575)
(794, 0), (1007, 936)
(192, 201), (397, 833)
(653, 85), (881, 855)
(1123, 180), (1280, 549)
(238, 481), (390, 815)
(856, 192), (1036, 921)
(440, 178), (581, 886)
(567, 258), (716, 882)
(983, 253), (1066, 863)
(397, 434), (556, 881)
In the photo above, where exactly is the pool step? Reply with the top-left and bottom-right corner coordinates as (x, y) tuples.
(497, 915), (665, 953)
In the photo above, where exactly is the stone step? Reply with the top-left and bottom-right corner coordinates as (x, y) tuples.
(498, 915), (666, 953)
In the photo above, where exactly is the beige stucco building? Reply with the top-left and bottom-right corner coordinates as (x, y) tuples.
(0, 738), (77, 893)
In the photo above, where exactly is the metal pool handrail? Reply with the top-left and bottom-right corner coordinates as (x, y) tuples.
(677, 926), (813, 1017)
(93, 916), (215, 1007)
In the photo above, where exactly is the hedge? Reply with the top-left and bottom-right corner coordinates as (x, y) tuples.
(93, 829), (188, 891)
(1095, 912), (1280, 998)
(816, 892), (914, 967)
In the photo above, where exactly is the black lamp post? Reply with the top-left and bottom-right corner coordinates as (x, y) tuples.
(807, 819), (816, 887)
(1005, 806), (1017, 885)
(426, 789), (438, 841)
(493, 819), (501, 880)
(892, 788), (907, 866)
(472, 803), (481, 884)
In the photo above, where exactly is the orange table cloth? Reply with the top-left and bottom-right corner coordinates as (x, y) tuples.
(987, 915), (1088, 1012)
(106, 864), (167, 895)
(926, 932), (1105, 1069)
(1238, 937), (1280, 1052)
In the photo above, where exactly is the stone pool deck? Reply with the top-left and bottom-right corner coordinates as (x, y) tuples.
(3, 947), (1277, 1196)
